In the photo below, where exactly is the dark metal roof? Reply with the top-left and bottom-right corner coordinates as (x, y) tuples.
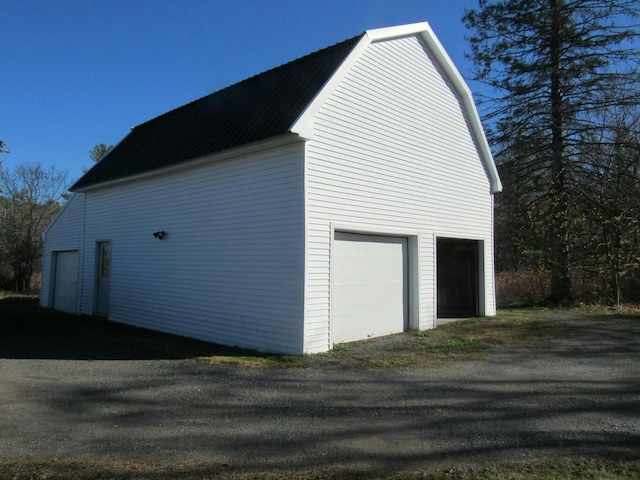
(71, 34), (362, 191)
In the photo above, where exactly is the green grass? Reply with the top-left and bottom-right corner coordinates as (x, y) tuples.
(443, 336), (476, 347)
(2, 454), (638, 479)
(332, 342), (355, 352)
(198, 309), (571, 370)
(0, 297), (612, 370)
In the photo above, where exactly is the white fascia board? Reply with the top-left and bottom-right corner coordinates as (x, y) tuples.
(291, 22), (502, 194)
(290, 22), (434, 139)
(290, 34), (371, 139)
(365, 22), (432, 41)
(415, 24), (502, 194)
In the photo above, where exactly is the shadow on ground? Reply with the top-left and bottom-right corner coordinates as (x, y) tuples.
(0, 297), (251, 360)
(1, 298), (639, 475)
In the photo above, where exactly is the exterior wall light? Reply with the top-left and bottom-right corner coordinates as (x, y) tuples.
(153, 231), (167, 240)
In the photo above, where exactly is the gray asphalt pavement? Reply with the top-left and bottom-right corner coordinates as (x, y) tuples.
(0, 314), (638, 474)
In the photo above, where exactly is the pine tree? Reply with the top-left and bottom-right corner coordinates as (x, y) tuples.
(464, 0), (639, 304)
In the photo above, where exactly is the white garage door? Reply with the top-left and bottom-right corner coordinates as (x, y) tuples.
(332, 232), (408, 344)
(53, 250), (79, 313)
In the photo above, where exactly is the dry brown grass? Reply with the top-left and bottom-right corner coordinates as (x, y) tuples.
(199, 309), (569, 370)
(496, 269), (551, 306)
(2, 453), (639, 480)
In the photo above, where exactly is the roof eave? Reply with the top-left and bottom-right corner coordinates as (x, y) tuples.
(70, 133), (303, 193)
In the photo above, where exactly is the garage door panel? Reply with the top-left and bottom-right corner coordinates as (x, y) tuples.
(332, 233), (408, 345)
(334, 281), (404, 302)
(333, 303), (402, 321)
(334, 283), (404, 310)
(335, 257), (404, 280)
(332, 313), (402, 344)
(53, 250), (78, 314)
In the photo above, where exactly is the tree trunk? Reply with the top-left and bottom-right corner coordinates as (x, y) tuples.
(10, 260), (33, 294)
(547, 0), (572, 304)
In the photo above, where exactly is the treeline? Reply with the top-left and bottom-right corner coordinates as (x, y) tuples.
(0, 160), (68, 293)
(464, 0), (639, 306)
(0, 142), (113, 293)
(495, 104), (640, 306)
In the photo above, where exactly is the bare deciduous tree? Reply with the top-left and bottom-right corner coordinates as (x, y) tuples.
(0, 163), (68, 292)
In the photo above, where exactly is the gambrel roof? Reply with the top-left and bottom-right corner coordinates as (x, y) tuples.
(71, 22), (502, 193)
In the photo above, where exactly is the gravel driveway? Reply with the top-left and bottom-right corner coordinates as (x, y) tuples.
(0, 308), (638, 475)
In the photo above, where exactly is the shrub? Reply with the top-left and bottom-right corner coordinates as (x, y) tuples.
(496, 268), (550, 307)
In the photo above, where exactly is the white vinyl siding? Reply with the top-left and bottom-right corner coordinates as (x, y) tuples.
(41, 193), (86, 312)
(304, 35), (496, 353)
(78, 143), (305, 354)
(41, 30), (498, 355)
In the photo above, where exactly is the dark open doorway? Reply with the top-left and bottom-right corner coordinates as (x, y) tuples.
(437, 238), (482, 318)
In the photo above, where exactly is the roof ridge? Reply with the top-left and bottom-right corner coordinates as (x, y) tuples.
(134, 32), (364, 131)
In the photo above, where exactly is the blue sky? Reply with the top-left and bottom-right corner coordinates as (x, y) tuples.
(2, 0), (480, 184)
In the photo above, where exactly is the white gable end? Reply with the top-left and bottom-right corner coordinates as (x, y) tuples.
(292, 22), (501, 194)
(303, 33), (498, 352)
(40, 193), (86, 312)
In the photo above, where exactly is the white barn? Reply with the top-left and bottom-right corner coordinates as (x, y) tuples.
(41, 23), (502, 354)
